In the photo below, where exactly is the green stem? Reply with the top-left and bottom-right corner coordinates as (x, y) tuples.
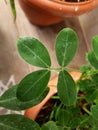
(77, 96), (85, 100)
(49, 67), (62, 72)
(49, 67), (80, 73)
(51, 96), (60, 99)
(65, 67), (80, 72)
(83, 104), (92, 115)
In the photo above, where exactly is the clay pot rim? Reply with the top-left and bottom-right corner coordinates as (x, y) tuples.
(27, 0), (96, 8)
(27, 0), (97, 16)
(51, 0), (93, 6)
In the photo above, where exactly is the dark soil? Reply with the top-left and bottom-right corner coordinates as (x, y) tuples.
(35, 98), (57, 126)
(35, 93), (91, 129)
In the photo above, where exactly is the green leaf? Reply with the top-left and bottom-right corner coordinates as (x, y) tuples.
(0, 85), (49, 110)
(41, 121), (58, 130)
(17, 37), (51, 68)
(0, 114), (40, 130)
(57, 109), (71, 126)
(17, 70), (50, 102)
(92, 36), (98, 60)
(80, 65), (91, 73)
(91, 128), (98, 130)
(57, 126), (64, 130)
(69, 117), (80, 129)
(78, 79), (94, 92)
(91, 105), (98, 121)
(55, 28), (78, 67)
(91, 73), (98, 87)
(88, 116), (98, 129)
(87, 51), (98, 69)
(80, 114), (89, 127)
(10, 0), (16, 19)
(85, 89), (98, 103)
(57, 70), (77, 106)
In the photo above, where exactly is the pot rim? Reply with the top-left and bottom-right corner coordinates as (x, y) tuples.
(50, 0), (94, 5)
(27, 0), (97, 8)
(27, 0), (98, 16)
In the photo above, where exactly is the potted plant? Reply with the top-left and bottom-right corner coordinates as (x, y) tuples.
(18, 0), (98, 26)
(0, 28), (98, 129)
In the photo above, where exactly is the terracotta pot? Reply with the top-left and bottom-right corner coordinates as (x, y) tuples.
(24, 71), (81, 120)
(18, 0), (98, 26)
